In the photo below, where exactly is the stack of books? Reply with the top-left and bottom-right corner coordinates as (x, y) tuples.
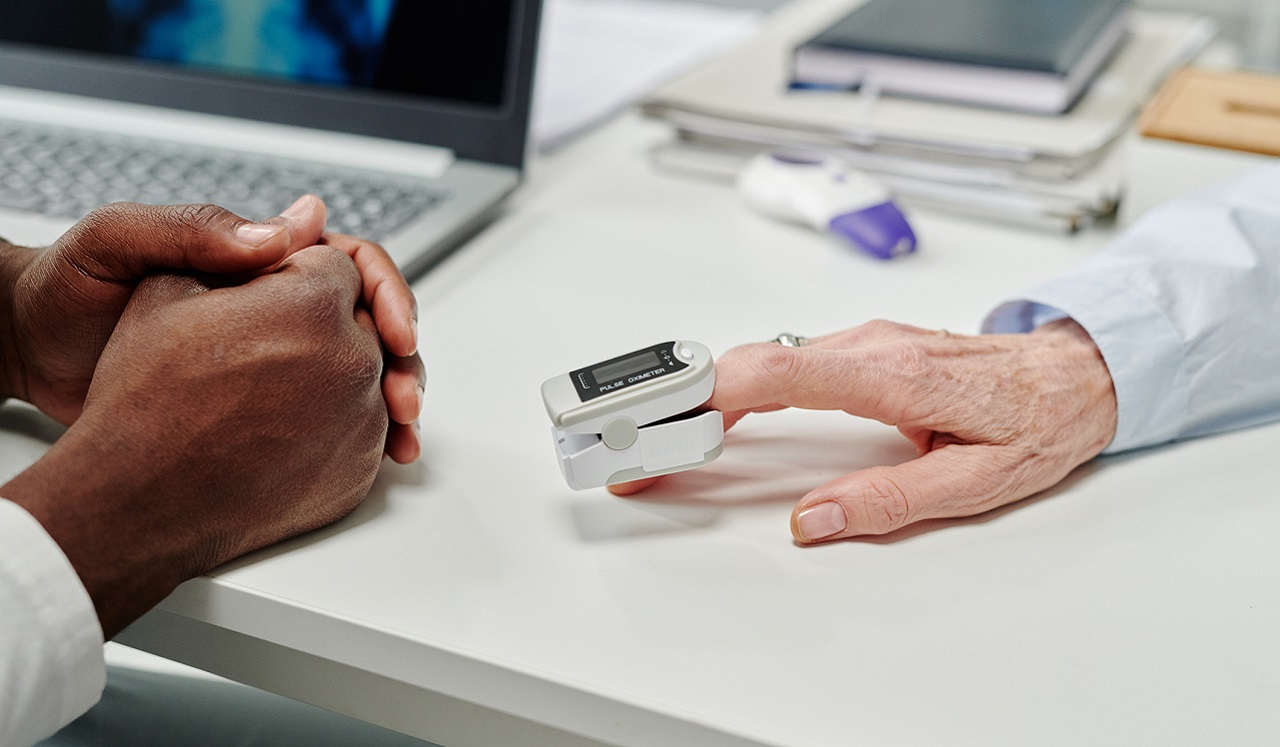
(639, 0), (1214, 231)
(792, 0), (1132, 115)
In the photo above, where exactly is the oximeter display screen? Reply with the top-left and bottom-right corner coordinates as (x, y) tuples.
(571, 341), (689, 403)
(592, 351), (661, 384)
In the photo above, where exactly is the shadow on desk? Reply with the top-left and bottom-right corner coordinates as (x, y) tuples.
(567, 426), (915, 543)
(568, 425), (1116, 547)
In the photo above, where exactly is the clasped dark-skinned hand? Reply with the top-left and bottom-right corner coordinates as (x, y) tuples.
(0, 196), (424, 462)
(4, 247), (388, 638)
(610, 319), (1118, 544)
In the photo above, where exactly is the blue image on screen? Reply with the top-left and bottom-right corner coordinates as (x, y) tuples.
(107, 0), (397, 87)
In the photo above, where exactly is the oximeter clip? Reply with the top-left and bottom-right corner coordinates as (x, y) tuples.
(541, 341), (724, 490)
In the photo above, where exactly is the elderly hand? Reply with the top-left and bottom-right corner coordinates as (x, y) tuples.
(3, 246), (388, 637)
(0, 196), (423, 462)
(610, 319), (1117, 543)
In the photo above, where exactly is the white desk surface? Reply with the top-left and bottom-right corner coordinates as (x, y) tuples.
(6, 110), (1278, 746)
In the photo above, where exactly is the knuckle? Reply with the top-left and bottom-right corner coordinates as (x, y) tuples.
(853, 469), (912, 534)
(286, 246), (359, 301)
(272, 278), (331, 322)
(751, 344), (804, 382)
(71, 203), (134, 243)
(859, 318), (903, 338)
(79, 201), (135, 226)
(309, 242), (350, 262)
(59, 205), (137, 277)
(293, 243), (352, 276)
(171, 203), (230, 235)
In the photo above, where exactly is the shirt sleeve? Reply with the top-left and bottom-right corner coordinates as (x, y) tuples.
(0, 498), (105, 747)
(983, 164), (1280, 454)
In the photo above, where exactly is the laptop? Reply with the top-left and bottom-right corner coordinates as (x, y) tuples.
(0, 0), (542, 278)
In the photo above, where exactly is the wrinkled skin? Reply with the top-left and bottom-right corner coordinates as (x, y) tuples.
(612, 319), (1117, 544)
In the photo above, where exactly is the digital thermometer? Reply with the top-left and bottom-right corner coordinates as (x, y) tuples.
(541, 341), (724, 490)
(738, 149), (917, 260)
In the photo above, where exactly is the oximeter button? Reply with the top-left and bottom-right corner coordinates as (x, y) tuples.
(601, 417), (639, 451)
(677, 345), (694, 361)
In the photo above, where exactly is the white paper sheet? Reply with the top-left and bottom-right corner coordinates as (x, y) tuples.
(531, 0), (763, 151)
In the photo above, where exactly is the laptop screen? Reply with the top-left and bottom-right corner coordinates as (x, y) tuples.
(0, 0), (540, 167)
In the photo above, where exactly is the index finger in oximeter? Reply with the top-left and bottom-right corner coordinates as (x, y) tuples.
(541, 341), (724, 490)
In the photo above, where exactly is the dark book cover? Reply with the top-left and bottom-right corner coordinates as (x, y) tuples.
(801, 0), (1131, 75)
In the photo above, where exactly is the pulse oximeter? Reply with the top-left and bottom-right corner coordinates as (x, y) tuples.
(541, 341), (724, 490)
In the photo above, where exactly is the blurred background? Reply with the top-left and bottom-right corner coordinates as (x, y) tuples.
(690, 0), (1280, 69)
(1140, 0), (1280, 68)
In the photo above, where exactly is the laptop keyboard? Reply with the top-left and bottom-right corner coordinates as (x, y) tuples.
(0, 117), (450, 242)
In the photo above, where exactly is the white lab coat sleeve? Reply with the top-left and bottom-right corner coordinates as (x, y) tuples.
(983, 164), (1280, 454)
(0, 498), (105, 747)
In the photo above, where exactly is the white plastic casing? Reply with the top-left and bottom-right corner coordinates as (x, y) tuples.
(553, 410), (724, 490)
(737, 149), (890, 230)
(542, 341), (724, 490)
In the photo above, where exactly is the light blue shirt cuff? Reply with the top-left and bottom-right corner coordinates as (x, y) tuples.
(984, 163), (1280, 457)
(982, 302), (1069, 333)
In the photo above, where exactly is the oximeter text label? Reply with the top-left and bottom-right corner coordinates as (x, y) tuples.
(571, 342), (689, 402)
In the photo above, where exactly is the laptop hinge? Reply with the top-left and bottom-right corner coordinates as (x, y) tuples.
(0, 84), (456, 180)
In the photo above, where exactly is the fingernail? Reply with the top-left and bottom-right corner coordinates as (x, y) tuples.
(415, 385), (424, 418)
(236, 223), (284, 247)
(796, 502), (847, 542)
(279, 195), (313, 221)
(409, 319), (419, 354)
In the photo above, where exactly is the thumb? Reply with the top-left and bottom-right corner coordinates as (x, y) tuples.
(790, 444), (1020, 542)
(53, 195), (326, 280)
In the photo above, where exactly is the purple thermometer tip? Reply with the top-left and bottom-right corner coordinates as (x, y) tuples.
(828, 201), (917, 260)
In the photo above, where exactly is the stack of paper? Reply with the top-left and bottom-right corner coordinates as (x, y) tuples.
(639, 0), (1215, 231)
